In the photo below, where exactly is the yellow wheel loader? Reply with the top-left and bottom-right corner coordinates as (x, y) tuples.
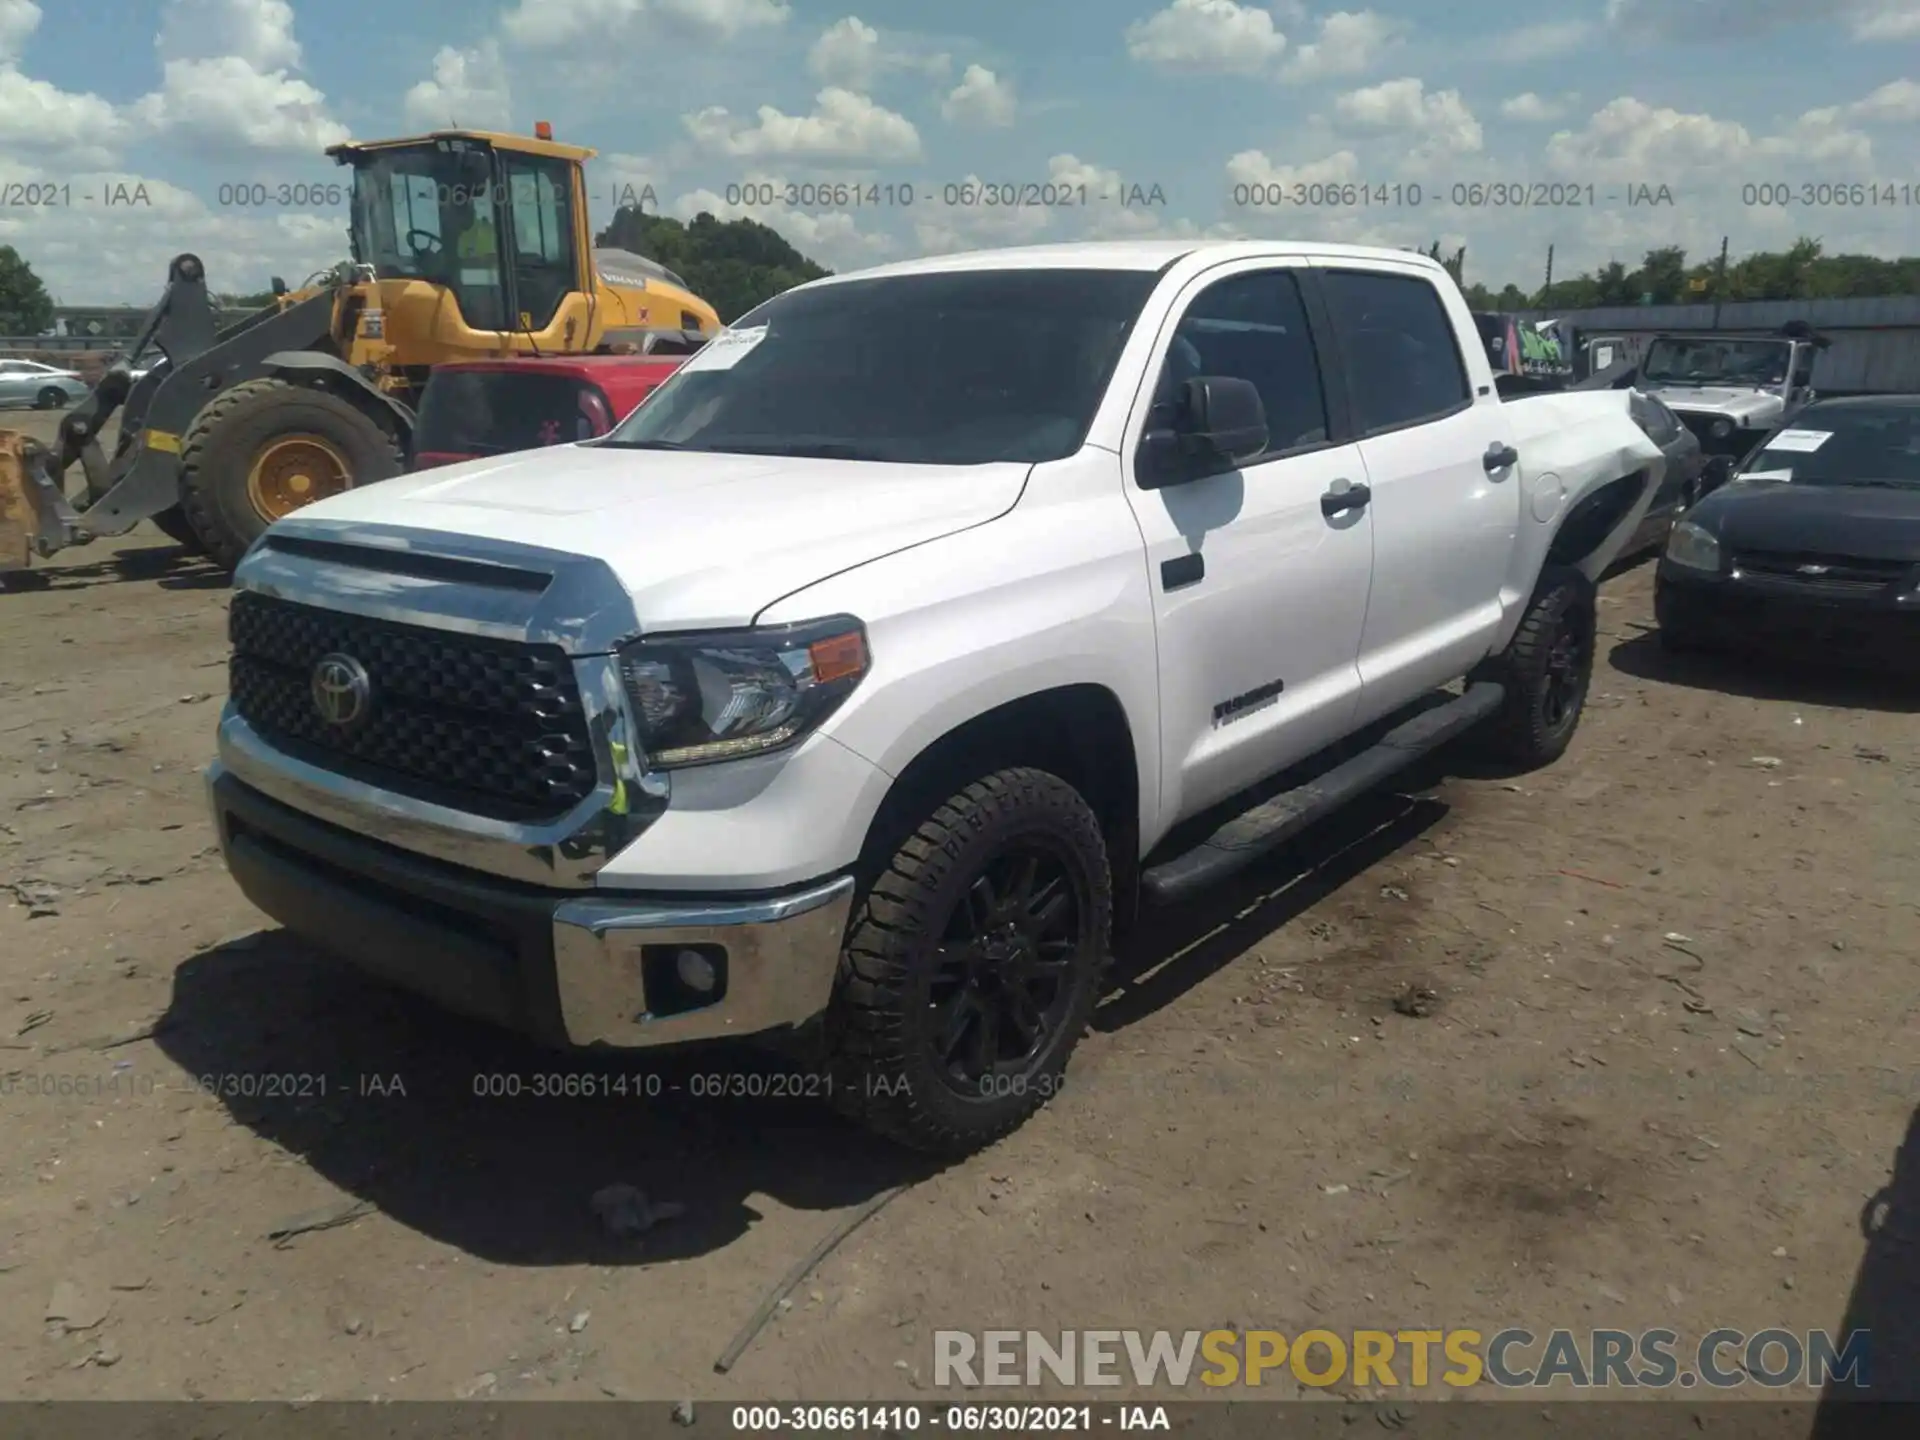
(0, 125), (719, 576)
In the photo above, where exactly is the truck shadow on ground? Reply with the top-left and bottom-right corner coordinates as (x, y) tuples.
(1608, 630), (1920, 715)
(155, 783), (1450, 1268)
(1810, 1102), (1920, 1428)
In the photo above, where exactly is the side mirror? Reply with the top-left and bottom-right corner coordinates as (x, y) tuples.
(270, 276), (288, 297)
(1137, 376), (1269, 489)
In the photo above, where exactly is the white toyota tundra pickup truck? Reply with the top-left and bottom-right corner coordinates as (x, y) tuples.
(206, 240), (1666, 1152)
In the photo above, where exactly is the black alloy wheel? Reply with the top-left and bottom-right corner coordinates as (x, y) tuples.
(926, 845), (1084, 1091)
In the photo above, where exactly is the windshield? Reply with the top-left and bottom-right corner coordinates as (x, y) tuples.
(348, 142), (508, 329)
(599, 268), (1161, 465)
(1643, 338), (1791, 387)
(1738, 406), (1920, 488)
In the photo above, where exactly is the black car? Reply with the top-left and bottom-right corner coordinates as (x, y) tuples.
(1655, 396), (1920, 666)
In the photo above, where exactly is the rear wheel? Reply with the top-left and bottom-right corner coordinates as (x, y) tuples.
(178, 377), (402, 571)
(1473, 565), (1596, 770)
(825, 769), (1110, 1153)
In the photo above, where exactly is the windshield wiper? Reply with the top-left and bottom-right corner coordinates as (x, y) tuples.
(589, 438), (690, 450)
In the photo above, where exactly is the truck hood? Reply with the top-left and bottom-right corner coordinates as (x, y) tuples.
(1692, 478), (1920, 564)
(1644, 385), (1786, 427)
(283, 444), (1032, 629)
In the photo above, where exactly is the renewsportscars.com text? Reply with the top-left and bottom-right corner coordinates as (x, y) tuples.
(933, 1328), (1871, 1390)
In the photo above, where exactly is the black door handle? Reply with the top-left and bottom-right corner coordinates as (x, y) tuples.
(1321, 480), (1370, 518)
(1484, 442), (1519, 471)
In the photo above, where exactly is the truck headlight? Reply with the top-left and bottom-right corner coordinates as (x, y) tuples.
(616, 616), (869, 768)
(1664, 520), (1722, 572)
(1710, 418), (1735, 440)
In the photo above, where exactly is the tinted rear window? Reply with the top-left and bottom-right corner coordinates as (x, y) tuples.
(414, 371), (611, 457)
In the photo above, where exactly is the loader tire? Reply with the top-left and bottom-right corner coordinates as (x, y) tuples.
(149, 506), (205, 552)
(179, 378), (403, 571)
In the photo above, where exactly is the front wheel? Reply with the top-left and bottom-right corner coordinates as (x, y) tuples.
(1472, 565), (1597, 770)
(178, 377), (403, 571)
(825, 768), (1111, 1153)
(35, 387), (66, 410)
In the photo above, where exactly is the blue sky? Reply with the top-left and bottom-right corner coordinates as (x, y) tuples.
(2, 0), (1916, 304)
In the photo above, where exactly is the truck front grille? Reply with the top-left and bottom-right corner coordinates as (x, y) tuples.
(1732, 551), (1913, 598)
(228, 592), (598, 822)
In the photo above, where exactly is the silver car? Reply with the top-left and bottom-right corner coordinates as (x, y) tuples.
(0, 359), (91, 410)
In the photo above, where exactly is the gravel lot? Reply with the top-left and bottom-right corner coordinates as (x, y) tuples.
(3, 406), (1916, 1410)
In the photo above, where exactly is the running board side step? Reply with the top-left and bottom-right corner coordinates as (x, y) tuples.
(1139, 682), (1505, 907)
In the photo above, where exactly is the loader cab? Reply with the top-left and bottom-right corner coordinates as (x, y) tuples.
(335, 132), (587, 342)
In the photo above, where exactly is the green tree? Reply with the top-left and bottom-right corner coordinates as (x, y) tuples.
(0, 246), (55, 335)
(594, 207), (831, 322)
(216, 290), (280, 309)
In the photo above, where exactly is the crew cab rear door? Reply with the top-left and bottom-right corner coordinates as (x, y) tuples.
(1311, 261), (1522, 726)
(1119, 259), (1375, 824)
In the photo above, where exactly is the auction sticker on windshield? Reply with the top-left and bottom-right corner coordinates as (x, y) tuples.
(1766, 429), (1832, 451)
(681, 325), (767, 372)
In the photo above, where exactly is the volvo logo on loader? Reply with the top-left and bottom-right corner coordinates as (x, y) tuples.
(311, 653), (372, 729)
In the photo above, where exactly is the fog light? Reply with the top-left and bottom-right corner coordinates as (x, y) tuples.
(676, 947), (719, 994)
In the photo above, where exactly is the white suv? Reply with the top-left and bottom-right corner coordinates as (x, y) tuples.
(207, 241), (1666, 1151)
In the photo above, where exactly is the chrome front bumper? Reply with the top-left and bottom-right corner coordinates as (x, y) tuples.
(551, 877), (855, 1046)
(208, 765), (854, 1051)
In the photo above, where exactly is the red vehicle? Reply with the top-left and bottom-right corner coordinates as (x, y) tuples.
(409, 354), (684, 470)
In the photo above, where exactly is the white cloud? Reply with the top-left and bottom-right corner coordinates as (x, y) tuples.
(1225, 147), (1361, 190)
(502, 0), (640, 46)
(1486, 20), (1594, 61)
(942, 65), (1017, 128)
(1604, 0), (1920, 42)
(806, 16), (949, 91)
(653, 0), (791, 41)
(668, 171), (893, 271)
(1334, 77), (1482, 157)
(0, 157), (345, 304)
(1500, 92), (1567, 122)
(403, 40), (511, 130)
(1848, 78), (1920, 123)
(502, 0), (788, 47)
(0, 68), (127, 169)
(156, 0), (302, 69)
(808, 16), (880, 88)
(131, 57), (349, 154)
(133, 1), (347, 155)
(683, 87), (921, 162)
(0, 3), (126, 169)
(1282, 10), (1403, 81)
(1124, 0), (1289, 77)
(0, 0), (40, 63)
(1544, 95), (1877, 184)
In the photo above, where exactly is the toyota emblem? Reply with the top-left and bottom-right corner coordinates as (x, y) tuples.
(310, 652), (372, 729)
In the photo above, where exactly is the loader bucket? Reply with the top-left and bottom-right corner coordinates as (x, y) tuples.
(1, 432), (36, 573)
(0, 431), (78, 573)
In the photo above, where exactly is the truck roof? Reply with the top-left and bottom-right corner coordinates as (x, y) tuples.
(804, 239), (1453, 285)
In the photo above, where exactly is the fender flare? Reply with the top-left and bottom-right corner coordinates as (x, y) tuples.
(261, 351), (416, 440)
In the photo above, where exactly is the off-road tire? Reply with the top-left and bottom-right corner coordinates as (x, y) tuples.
(149, 506), (205, 551)
(825, 768), (1111, 1154)
(178, 377), (403, 571)
(35, 386), (66, 410)
(1472, 564), (1597, 770)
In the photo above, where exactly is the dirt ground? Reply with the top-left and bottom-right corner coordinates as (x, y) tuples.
(3, 404), (1917, 1406)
